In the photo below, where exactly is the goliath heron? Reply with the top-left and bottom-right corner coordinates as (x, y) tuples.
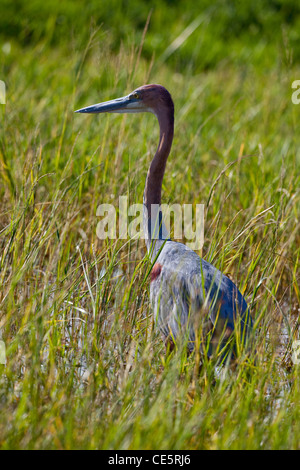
(76, 84), (252, 360)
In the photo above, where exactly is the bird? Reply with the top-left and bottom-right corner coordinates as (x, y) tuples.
(75, 84), (252, 361)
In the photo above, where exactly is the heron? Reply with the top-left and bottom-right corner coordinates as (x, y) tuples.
(76, 84), (252, 361)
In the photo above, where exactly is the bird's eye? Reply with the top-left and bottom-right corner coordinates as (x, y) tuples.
(130, 92), (140, 100)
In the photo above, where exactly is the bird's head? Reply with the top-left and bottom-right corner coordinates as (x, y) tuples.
(75, 84), (174, 118)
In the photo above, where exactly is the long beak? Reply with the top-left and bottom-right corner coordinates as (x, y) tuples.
(75, 94), (146, 114)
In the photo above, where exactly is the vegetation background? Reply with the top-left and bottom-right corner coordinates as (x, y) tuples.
(0, 0), (299, 449)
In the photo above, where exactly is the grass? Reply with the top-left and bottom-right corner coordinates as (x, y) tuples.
(0, 1), (300, 449)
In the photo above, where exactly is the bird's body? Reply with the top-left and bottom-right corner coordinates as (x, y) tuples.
(76, 84), (252, 358)
(148, 239), (250, 355)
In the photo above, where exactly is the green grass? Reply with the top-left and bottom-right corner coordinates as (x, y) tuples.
(0, 0), (299, 449)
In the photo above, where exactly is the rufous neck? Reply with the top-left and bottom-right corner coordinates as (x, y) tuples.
(143, 108), (174, 250)
(144, 109), (174, 210)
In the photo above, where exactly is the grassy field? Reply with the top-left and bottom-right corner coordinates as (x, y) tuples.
(0, 1), (300, 449)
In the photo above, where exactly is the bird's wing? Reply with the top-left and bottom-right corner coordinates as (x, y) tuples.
(150, 240), (252, 352)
